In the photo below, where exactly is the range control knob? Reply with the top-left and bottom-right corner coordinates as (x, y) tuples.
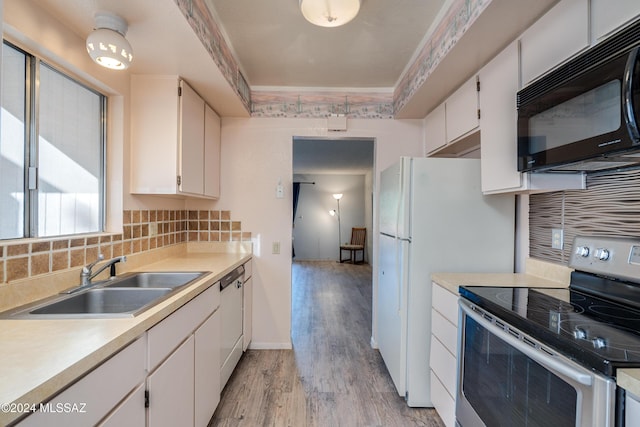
(595, 248), (611, 261)
(573, 327), (587, 340)
(592, 337), (607, 350)
(576, 246), (590, 257)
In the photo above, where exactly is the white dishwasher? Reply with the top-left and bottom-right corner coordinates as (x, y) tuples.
(219, 265), (244, 389)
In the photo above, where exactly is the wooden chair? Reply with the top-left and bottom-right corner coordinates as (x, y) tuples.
(340, 227), (366, 264)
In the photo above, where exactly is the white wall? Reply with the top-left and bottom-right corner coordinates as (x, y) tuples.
(292, 174), (366, 261)
(218, 117), (423, 348)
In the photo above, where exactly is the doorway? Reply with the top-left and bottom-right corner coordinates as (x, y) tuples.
(292, 137), (375, 262)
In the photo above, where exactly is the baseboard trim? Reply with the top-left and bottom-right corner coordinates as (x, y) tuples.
(248, 341), (293, 350)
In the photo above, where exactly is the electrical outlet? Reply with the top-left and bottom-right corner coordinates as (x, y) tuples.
(149, 222), (158, 237)
(552, 228), (563, 250)
(272, 241), (281, 254)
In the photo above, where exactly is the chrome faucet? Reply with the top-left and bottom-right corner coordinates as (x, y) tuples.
(81, 254), (127, 286)
(63, 254), (127, 294)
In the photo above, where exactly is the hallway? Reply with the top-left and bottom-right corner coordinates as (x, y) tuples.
(210, 261), (444, 426)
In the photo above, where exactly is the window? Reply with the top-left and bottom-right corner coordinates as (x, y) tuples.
(0, 42), (106, 240)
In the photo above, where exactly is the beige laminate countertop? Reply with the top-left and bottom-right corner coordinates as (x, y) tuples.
(431, 272), (569, 295)
(0, 249), (250, 426)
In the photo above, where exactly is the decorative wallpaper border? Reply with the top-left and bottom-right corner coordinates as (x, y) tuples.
(529, 168), (640, 264)
(393, 0), (490, 114)
(250, 90), (394, 119)
(174, 0), (251, 110)
(175, 0), (489, 119)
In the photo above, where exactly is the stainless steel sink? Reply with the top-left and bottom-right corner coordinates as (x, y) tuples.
(104, 272), (205, 289)
(28, 288), (173, 317)
(0, 271), (209, 319)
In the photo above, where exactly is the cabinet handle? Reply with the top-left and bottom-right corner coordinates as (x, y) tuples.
(236, 280), (243, 289)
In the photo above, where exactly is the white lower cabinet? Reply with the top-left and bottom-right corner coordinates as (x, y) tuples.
(148, 336), (195, 427)
(243, 275), (253, 351)
(430, 282), (459, 427)
(195, 311), (221, 427)
(147, 283), (221, 427)
(16, 273), (236, 427)
(626, 390), (640, 425)
(98, 384), (146, 427)
(17, 336), (146, 427)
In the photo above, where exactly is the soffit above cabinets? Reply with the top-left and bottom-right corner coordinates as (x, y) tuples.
(29, 0), (558, 118)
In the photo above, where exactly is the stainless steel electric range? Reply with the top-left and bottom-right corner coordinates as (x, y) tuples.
(456, 236), (640, 427)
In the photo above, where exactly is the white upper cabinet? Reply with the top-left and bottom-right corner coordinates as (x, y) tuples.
(479, 41), (521, 193)
(520, 0), (589, 86)
(479, 41), (586, 194)
(130, 75), (220, 199)
(424, 76), (480, 157)
(445, 75), (479, 143)
(591, 0), (640, 42)
(179, 81), (206, 195)
(424, 103), (446, 154)
(204, 104), (221, 199)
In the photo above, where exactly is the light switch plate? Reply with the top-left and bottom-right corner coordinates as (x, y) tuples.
(552, 228), (564, 250)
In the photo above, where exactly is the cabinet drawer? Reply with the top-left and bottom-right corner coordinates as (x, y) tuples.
(432, 283), (458, 326)
(432, 310), (457, 355)
(18, 336), (146, 427)
(430, 337), (457, 397)
(430, 371), (456, 427)
(148, 282), (218, 371)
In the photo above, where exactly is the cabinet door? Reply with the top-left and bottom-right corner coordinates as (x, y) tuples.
(591, 0), (640, 42)
(148, 336), (195, 427)
(98, 383), (146, 427)
(18, 337), (146, 427)
(243, 276), (253, 351)
(479, 41), (521, 193)
(445, 76), (479, 143)
(195, 311), (221, 427)
(179, 80), (205, 195)
(424, 103), (446, 154)
(520, 0), (589, 86)
(204, 105), (221, 199)
(130, 75), (180, 194)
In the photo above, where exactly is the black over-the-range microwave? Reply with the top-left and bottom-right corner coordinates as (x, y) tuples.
(517, 18), (640, 173)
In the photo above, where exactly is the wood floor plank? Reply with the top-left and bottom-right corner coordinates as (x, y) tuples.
(210, 261), (444, 427)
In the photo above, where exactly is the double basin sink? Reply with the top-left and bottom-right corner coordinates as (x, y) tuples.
(1, 272), (208, 319)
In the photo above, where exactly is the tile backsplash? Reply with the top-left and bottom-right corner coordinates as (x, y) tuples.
(0, 210), (251, 283)
(530, 167), (640, 264)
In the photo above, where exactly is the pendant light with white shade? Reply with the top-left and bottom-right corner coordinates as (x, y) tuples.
(299, 0), (361, 27)
(86, 12), (133, 70)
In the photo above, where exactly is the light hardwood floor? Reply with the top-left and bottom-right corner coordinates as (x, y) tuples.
(209, 261), (445, 427)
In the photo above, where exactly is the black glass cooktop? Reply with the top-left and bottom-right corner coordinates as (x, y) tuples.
(459, 285), (640, 377)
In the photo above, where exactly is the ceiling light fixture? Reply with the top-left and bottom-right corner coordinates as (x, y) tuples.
(86, 12), (133, 70)
(299, 0), (361, 27)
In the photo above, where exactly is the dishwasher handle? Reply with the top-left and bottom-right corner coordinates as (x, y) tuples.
(220, 265), (245, 291)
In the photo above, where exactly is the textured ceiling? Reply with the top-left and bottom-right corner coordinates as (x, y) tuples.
(204, 0), (446, 89)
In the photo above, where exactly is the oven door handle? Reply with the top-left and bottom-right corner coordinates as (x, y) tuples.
(460, 301), (594, 387)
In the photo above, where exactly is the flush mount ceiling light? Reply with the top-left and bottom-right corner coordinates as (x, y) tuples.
(86, 12), (133, 70)
(299, 0), (361, 27)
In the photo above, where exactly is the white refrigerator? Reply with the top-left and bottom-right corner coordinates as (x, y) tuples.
(377, 157), (514, 407)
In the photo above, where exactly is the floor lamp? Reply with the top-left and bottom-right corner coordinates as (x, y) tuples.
(332, 193), (343, 247)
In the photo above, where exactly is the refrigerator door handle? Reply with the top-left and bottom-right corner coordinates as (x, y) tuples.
(395, 236), (402, 314)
